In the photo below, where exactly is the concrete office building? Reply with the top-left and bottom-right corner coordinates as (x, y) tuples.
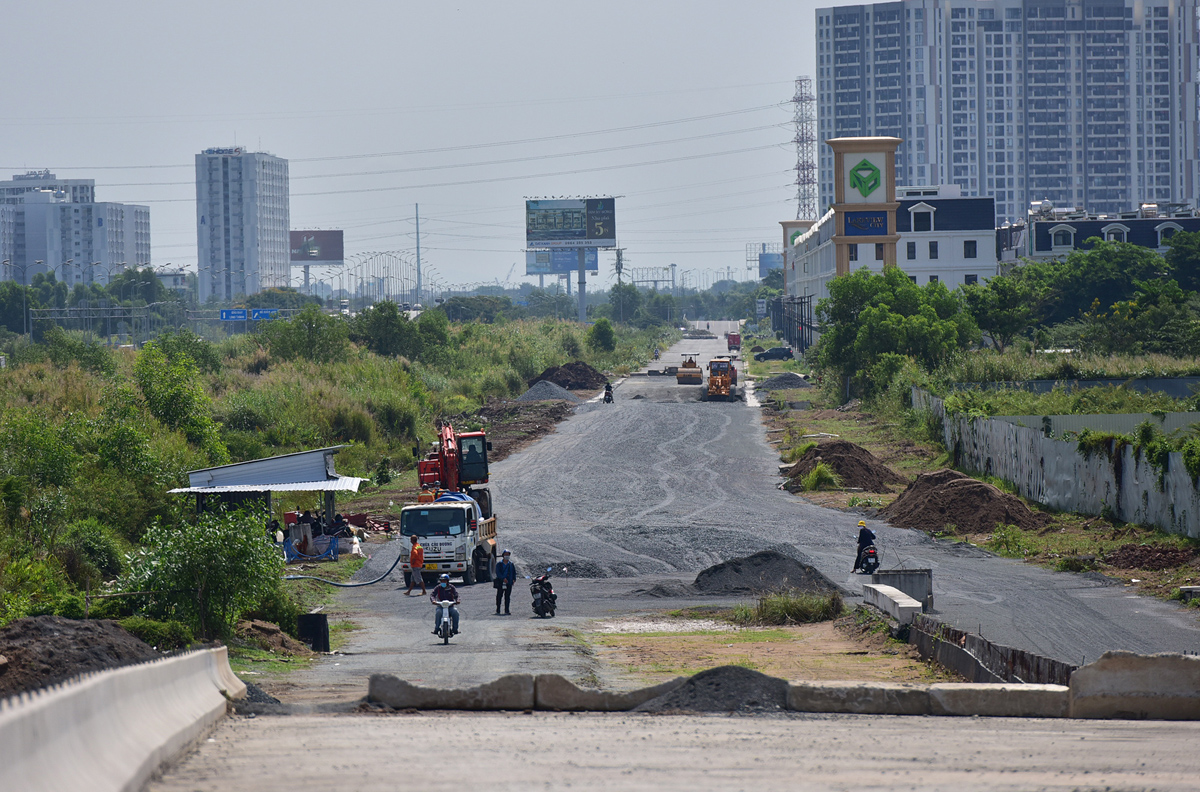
(816, 0), (1200, 223)
(0, 170), (95, 206)
(195, 147), (290, 302)
(0, 187), (149, 287)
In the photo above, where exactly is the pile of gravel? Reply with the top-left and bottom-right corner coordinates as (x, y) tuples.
(516, 380), (583, 403)
(694, 549), (839, 595)
(634, 665), (788, 713)
(243, 682), (281, 704)
(757, 372), (809, 391)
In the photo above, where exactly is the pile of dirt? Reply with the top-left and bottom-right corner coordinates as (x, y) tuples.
(1104, 543), (1196, 571)
(528, 361), (607, 390)
(882, 469), (1051, 534)
(633, 665), (788, 713)
(0, 615), (159, 698)
(785, 440), (905, 494)
(517, 380), (583, 403)
(749, 345), (765, 353)
(473, 398), (576, 462)
(235, 620), (312, 655)
(694, 550), (839, 594)
(757, 372), (810, 391)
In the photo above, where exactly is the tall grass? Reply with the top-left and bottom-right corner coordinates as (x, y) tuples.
(731, 590), (844, 626)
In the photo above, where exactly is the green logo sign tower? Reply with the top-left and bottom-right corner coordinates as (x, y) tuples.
(827, 137), (902, 276)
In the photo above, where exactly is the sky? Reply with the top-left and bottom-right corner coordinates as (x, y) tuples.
(1, 0), (858, 292)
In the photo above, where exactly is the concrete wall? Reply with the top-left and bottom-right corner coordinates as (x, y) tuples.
(872, 569), (933, 611)
(914, 388), (1200, 538)
(909, 615), (1077, 685)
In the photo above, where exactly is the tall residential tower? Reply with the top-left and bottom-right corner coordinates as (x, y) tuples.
(816, 0), (1200, 222)
(195, 147), (289, 302)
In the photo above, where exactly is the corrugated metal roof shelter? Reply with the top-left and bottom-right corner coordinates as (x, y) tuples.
(169, 447), (366, 522)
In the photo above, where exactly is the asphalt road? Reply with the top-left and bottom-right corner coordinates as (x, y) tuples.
(275, 321), (1200, 704)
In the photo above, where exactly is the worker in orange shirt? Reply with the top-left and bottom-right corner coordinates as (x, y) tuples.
(405, 535), (427, 596)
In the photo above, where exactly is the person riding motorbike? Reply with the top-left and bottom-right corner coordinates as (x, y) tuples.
(603, 382), (614, 403)
(430, 573), (460, 635)
(853, 520), (876, 572)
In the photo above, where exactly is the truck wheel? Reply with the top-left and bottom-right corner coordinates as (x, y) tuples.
(464, 561), (477, 586)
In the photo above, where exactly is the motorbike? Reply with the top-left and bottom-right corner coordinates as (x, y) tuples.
(531, 572), (557, 618)
(602, 386), (614, 404)
(855, 544), (880, 575)
(434, 600), (457, 644)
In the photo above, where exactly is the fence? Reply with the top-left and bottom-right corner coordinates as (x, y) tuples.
(914, 388), (1200, 538)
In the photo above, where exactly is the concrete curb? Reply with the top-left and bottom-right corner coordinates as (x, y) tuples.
(862, 583), (921, 625)
(535, 674), (686, 711)
(1069, 651), (1200, 720)
(788, 681), (932, 715)
(369, 673), (536, 710)
(0, 646), (245, 792)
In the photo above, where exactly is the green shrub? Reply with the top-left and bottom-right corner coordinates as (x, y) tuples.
(800, 462), (842, 491)
(241, 585), (301, 637)
(782, 441), (817, 464)
(587, 318), (617, 352)
(987, 524), (1028, 558)
(119, 616), (194, 651)
(731, 590), (844, 625)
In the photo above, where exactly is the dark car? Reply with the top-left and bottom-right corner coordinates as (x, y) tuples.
(754, 346), (794, 362)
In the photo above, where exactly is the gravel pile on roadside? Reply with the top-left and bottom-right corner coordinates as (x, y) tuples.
(882, 469), (1050, 534)
(0, 615), (159, 698)
(242, 682), (281, 704)
(528, 361), (607, 390)
(784, 440), (905, 493)
(693, 549), (839, 594)
(516, 380), (583, 403)
(1104, 543), (1196, 571)
(757, 372), (809, 391)
(633, 665), (788, 713)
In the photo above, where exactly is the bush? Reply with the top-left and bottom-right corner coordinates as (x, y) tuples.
(241, 585), (301, 637)
(54, 518), (124, 588)
(987, 524), (1028, 558)
(800, 462), (842, 491)
(587, 318), (617, 352)
(119, 616), (194, 651)
(731, 590), (844, 625)
(120, 508), (285, 640)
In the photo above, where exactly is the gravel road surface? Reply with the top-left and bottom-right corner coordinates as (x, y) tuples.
(147, 711), (1200, 792)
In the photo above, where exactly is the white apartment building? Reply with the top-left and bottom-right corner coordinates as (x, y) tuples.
(0, 170), (95, 206)
(788, 185), (997, 302)
(816, 0), (1200, 224)
(0, 189), (149, 286)
(195, 147), (290, 302)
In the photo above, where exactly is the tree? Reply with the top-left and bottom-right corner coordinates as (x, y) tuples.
(816, 267), (978, 397)
(961, 275), (1034, 352)
(247, 288), (323, 310)
(134, 344), (229, 464)
(608, 283), (642, 324)
(1165, 230), (1200, 292)
(258, 304), (349, 363)
(438, 295), (516, 323)
(121, 508), (285, 640)
(1016, 240), (1167, 326)
(349, 300), (420, 358)
(587, 317), (617, 352)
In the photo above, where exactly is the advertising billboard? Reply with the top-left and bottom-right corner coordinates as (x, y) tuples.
(525, 198), (616, 249)
(526, 248), (599, 275)
(844, 211), (887, 237)
(757, 252), (784, 279)
(290, 230), (345, 264)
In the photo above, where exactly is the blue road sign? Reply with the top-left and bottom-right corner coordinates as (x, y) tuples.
(221, 309), (248, 321)
(251, 308), (279, 321)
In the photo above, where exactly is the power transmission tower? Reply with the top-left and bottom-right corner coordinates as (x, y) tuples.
(614, 248), (624, 283)
(792, 76), (818, 221)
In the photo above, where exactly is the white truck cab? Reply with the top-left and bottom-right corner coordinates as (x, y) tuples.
(399, 495), (497, 586)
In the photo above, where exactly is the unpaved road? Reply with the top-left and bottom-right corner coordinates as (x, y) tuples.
(148, 711), (1200, 792)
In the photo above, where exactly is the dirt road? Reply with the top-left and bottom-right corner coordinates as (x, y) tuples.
(148, 711), (1200, 792)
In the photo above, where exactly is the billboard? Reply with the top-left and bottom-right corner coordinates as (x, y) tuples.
(758, 252), (784, 279)
(844, 211), (887, 237)
(526, 248), (599, 275)
(525, 198), (616, 248)
(290, 230), (345, 264)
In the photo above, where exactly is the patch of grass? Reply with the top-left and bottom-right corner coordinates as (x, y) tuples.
(847, 495), (884, 509)
(228, 646), (314, 676)
(284, 556), (366, 613)
(800, 462), (842, 491)
(328, 620), (361, 651)
(987, 524), (1029, 558)
(730, 590), (844, 626)
(781, 441), (817, 464)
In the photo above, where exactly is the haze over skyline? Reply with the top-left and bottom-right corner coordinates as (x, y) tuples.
(0, 0), (855, 291)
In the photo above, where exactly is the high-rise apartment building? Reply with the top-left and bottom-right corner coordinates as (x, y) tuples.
(195, 147), (290, 302)
(0, 171), (149, 286)
(816, 0), (1200, 223)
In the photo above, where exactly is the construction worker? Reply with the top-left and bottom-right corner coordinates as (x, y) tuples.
(853, 520), (876, 572)
(405, 535), (427, 596)
(494, 549), (516, 615)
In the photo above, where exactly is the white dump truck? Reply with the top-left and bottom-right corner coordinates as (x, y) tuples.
(398, 493), (497, 586)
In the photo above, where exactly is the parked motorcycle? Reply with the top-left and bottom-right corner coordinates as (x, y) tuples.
(531, 572), (557, 618)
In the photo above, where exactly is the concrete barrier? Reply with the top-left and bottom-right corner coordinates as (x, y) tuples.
(1069, 651), (1200, 720)
(929, 683), (1068, 718)
(862, 583), (922, 625)
(872, 569), (933, 612)
(0, 646), (244, 792)
(788, 681), (931, 715)
(369, 673), (535, 710)
(535, 674), (686, 711)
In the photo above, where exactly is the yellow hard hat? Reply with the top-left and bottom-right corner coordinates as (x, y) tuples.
(858, 521), (867, 527)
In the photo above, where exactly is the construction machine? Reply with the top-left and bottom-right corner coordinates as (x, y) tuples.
(704, 356), (738, 400)
(676, 353), (703, 385)
(414, 420), (494, 518)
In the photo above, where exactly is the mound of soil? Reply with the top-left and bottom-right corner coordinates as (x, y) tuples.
(633, 665), (788, 713)
(749, 345), (765, 353)
(882, 469), (1050, 534)
(517, 380), (583, 403)
(529, 361), (607, 390)
(694, 550), (839, 594)
(757, 372), (810, 391)
(235, 620), (312, 656)
(785, 440), (905, 494)
(0, 615), (159, 699)
(1104, 543), (1196, 571)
